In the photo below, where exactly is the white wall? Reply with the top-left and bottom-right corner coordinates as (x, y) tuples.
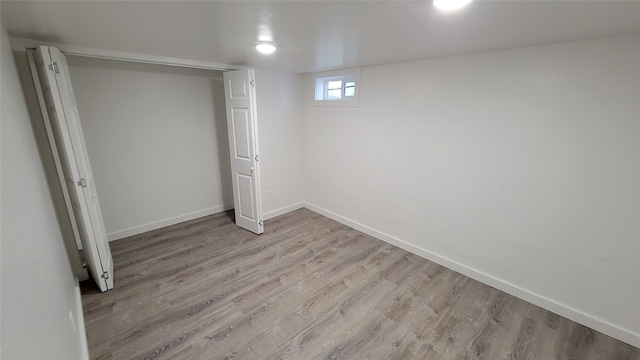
(67, 58), (233, 240)
(1, 25), (88, 359)
(255, 69), (305, 219)
(303, 34), (640, 346)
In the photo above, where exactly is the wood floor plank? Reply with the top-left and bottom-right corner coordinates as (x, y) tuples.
(81, 209), (639, 360)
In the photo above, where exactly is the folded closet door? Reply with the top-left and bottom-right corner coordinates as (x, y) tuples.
(223, 69), (263, 234)
(32, 46), (114, 291)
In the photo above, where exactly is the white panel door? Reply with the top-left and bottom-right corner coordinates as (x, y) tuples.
(223, 69), (264, 234)
(32, 46), (114, 291)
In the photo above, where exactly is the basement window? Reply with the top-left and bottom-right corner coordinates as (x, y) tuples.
(313, 68), (361, 107)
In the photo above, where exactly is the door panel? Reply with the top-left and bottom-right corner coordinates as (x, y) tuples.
(228, 77), (250, 98)
(237, 173), (256, 220)
(49, 47), (114, 290)
(32, 46), (114, 291)
(223, 69), (263, 234)
(232, 109), (251, 160)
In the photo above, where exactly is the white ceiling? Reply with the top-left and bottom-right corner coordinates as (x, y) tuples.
(2, 0), (640, 73)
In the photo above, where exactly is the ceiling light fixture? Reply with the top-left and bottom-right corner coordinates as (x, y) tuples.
(255, 42), (277, 54)
(433, 0), (473, 11)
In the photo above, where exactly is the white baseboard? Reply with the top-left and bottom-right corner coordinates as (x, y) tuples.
(74, 280), (90, 360)
(303, 202), (640, 348)
(263, 202), (305, 220)
(107, 204), (233, 241)
(107, 201), (304, 241)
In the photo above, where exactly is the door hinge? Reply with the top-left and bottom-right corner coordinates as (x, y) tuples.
(250, 79), (255, 87)
(49, 61), (60, 74)
(259, 220), (263, 227)
(255, 154), (259, 162)
(77, 178), (87, 188)
(101, 271), (109, 280)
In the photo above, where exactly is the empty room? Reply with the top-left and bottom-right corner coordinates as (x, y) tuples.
(1, 1), (639, 359)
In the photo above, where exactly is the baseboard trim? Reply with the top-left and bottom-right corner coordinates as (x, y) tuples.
(303, 202), (640, 348)
(263, 202), (305, 220)
(75, 280), (90, 360)
(107, 204), (233, 241)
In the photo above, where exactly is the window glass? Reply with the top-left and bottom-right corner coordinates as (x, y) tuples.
(326, 80), (343, 99)
(327, 80), (343, 90)
(344, 82), (356, 97)
(327, 89), (342, 99)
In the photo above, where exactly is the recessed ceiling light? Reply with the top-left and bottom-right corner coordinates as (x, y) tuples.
(433, 0), (473, 11)
(255, 42), (277, 54)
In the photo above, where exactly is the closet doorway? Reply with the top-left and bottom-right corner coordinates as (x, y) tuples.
(28, 45), (264, 291)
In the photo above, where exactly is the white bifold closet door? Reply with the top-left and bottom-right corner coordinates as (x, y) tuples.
(31, 46), (114, 292)
(223, 69), (264, 234)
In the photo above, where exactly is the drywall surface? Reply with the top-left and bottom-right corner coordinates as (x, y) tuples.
(1, 25), (87, 359)
(67, 58), (233, 240)
(255, 69), (305, 218)
(303, 34), (640, 345)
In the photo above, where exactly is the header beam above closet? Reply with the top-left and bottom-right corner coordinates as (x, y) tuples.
(11, 37), (245, 71)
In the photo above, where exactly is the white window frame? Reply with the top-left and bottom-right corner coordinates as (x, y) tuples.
(313, 67), (361, 107)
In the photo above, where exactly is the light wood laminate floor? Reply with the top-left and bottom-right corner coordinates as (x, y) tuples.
(81, 208), (639, 360)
